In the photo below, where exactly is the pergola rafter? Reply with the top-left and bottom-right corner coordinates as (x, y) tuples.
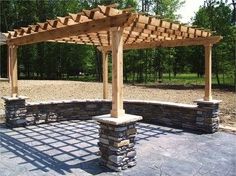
(1, 4), (222, 118)
(5, 13), (135, 46)
(4, 5), (215, 47)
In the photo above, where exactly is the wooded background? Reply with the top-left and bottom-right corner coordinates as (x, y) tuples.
(0, 0), (235, 86)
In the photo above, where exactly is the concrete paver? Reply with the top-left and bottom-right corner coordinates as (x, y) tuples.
(0, 120), (235, 176)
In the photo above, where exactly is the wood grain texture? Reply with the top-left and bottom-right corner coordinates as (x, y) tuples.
(204, 44), (212, 101)
(110, 27), (125, 117)
(102, 51), (109, 99)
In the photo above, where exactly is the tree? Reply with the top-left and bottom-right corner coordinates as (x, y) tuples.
(153, 0), (184, 19)
(152, 0), (184, 81)
(193, 0), (235, 85)
(1, 0), (235, 87)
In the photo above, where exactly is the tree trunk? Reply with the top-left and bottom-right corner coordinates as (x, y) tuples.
(158, 58), (162, 83)
(173, 57), (177, 77)
(214, 50), (220, 85)
(169, 70), (171, 81)
(234, 39), (236, 87)
(132, 56), (135, 84)
(145, 50), (148, 84)
(95, 48), (102, 82)
(124, 63), (128, 83)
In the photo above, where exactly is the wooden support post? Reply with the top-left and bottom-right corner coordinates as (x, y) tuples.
(204, 44), (212, 101)
(102, 50), (109, 99)
(7, 46), (11, 83)
(110, 27), (125, 117)
(9, 45), (18, 97)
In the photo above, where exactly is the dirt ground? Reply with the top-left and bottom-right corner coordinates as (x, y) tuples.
(0, 80), (235, 127)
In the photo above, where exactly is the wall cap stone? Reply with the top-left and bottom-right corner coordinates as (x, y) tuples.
(2, 96), (29, 101)
(93, 114), (142, 125)
(194, 99), (222, 104)
(26, 99), (198, 109)
(124, 99), (197, 108)
(26, 99), (111, 106)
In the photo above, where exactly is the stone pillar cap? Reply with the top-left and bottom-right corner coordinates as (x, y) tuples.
(93, 114), (142, 125)
(194, 99), (222, 104)
(1, 96), (29, 101)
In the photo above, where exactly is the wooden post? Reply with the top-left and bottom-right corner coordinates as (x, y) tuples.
(7, 46), (11, 83)
(102, 51), (109, 99)
(9, 45), (18, 97)
(110, 27), (125, 117)
(204, 44), (212, 101)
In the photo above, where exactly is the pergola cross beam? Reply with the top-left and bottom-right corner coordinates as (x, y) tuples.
(99, 36), (222, 52)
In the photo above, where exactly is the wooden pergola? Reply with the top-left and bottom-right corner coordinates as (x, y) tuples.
(2, 4), (222, 118)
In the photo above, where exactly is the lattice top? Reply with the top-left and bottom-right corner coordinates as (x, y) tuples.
(2, 4), (221, 50)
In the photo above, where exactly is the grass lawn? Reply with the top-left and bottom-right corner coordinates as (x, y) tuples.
(160, 73), (235, 86)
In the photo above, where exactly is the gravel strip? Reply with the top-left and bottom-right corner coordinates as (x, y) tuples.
(0, 80), (235, 127)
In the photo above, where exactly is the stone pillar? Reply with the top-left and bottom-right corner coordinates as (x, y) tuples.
(93, 114), (142, 171)
(2, 96), (28, 127)
(195, 99), (221, 133)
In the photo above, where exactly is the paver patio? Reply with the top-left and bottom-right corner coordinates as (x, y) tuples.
(0, 120), (235, 176)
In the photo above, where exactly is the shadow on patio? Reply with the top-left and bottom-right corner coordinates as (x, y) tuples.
(0, 120), (183, 175)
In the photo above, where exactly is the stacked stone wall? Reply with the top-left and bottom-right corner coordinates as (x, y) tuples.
(3, 98), (27, 127)
(2, 98), (220, 133)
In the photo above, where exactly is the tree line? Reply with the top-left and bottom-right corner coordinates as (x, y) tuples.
(0, 0), (235, 86)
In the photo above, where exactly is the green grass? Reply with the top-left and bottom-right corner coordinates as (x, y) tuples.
(67, 75), (98, 82)
(59, 73), (235, 87)
(160, 73), (234, 86)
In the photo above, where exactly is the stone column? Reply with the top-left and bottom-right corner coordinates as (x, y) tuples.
(2, 96), (28, 127)
(194, 99), (221, 133)
(93, 114), (142, 171)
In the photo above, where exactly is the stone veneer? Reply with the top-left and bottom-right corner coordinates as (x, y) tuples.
(2, 96), (28, 127)
(2, 97), (221, 133)
(93, 114), (142, 171)
(194, 100), (221, 133)
(98, 122), (137, 171)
